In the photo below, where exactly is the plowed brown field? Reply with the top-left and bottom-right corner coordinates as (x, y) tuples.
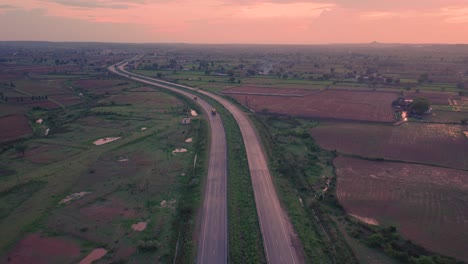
(334, 156), (468, 262)
(310, 122), (468, 170)
(0, 115), (32, 143)
(224, 87), (398, 122)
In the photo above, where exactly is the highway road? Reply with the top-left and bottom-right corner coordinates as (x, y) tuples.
(113, 57), (304, 264)
(109, 62), (228, 264)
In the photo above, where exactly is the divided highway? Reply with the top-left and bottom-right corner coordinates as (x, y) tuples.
(110, 58), (304, 264)
(109, 62), (228, 264)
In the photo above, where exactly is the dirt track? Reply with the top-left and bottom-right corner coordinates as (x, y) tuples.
(111, 58), (304, 264)
(109, 61), (228, 264)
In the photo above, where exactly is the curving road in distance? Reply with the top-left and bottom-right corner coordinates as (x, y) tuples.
(109, 60), (228, 264)
(110, 57), (304, 264)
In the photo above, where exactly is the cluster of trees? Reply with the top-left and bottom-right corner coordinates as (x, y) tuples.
(411, 97), (431, 114)
(1, 82), (16, 87)
(351, 224), (459, 264)
(418, 73), (432, 83)
(0, 95), (48, 103)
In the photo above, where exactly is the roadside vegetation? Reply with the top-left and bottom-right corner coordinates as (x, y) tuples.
(252, 115), (464, 264)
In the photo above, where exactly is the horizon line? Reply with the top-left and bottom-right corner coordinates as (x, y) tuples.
(1, 40), (468, 46)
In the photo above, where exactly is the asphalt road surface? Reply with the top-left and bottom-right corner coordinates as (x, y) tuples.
(109, 62), (228, 264)
(110, 59), (303, 264)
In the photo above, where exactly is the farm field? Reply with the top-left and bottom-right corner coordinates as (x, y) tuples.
(310, 122), (468, 170)
(224, 87), (398, 122)
(424, 110), (468, 123)
(334, 156), (468, 262)
(0, 50), (206, 263)
(0, 115), (32, 143)
(2, 42), (468, 264)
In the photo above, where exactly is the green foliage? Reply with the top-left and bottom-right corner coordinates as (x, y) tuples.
(0, 181), (46, 219)
(365, 233), (385, 248)
(204, 97), (266, 263)
(411, 97), (431, 114)
(14, 143), (28, 157)
(348, 222), (461, 264)
(138, 240), (159, 251)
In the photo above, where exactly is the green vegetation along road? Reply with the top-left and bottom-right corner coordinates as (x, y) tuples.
(109, 62), (228, 264)
(112, 58), (304, 264)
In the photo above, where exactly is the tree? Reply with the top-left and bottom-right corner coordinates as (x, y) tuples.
(15, 143), (27, 157)
(411, 97), (430, 114)
(418, 73), (429, 83)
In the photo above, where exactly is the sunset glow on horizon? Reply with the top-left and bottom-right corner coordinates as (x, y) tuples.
(1, 0), (468, 44)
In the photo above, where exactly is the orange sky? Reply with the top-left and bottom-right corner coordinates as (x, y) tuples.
(0, 0), (467, 44)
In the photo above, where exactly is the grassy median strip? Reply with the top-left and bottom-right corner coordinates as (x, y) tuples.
(208, 98), (266, 264)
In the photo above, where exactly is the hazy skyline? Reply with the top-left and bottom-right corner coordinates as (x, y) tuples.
(1, 0), (468, 44)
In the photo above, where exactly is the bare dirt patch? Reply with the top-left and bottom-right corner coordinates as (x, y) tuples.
(334, 156), (468, 261)
(6, 233), (80, 264)
(225, 88), (398, 122)
(80, 197), (138, 220)
(0, 114), (32, 143)
(79, 248), (107, 264)
(160, 199), (176, 209)
(349, 214), (379, 226)
(93, 137), (121, 145)
(172, 148), (187, 154)
(59, 191), (91, 205)
(131, 221), (148, 231)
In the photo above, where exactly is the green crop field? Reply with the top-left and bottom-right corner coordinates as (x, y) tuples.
(0, 67), (209, 263)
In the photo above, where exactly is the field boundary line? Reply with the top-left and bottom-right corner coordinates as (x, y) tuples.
(339, 152), (468, 172)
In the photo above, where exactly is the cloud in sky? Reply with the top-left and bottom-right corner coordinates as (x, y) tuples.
(41, 0), (131, 9)
(0, 4), (18, 9)
(0, 0), (467, 43)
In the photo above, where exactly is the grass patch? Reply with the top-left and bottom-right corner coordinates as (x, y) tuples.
(0, 180), (46, 219)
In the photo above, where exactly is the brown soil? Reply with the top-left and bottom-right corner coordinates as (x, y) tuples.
(310, 122), (468, 170)
(225, 88), (398, 122)
(80, 198), (138, 220)
(334, 156), (468, 262)
(131, 221), (148, 231)
(93, 137), (121, 145)
(0, 114), (32, 143)
(6, 233), (81, 264)
(79, 248), (107, 264)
